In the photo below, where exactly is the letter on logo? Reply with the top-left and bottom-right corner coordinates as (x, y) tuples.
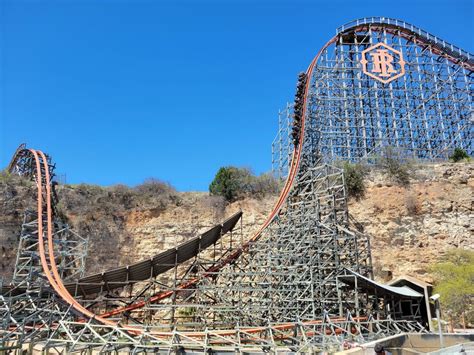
(361, 43), (406, 84)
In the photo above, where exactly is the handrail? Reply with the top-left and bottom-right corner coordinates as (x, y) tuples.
(336, 17), (473, 66)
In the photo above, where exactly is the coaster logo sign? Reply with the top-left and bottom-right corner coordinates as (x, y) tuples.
(361, 42), (406, 84)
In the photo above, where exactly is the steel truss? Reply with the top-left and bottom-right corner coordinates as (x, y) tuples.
(34, 312), (425, 354)
(1, 148), (88, 351)
(272, 17), (473, 173)
(197, 163), (373, 326)
(3, 17), (473, 353)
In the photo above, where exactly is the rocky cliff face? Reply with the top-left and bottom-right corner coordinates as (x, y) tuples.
(0, 175), (35, 281)
(349, 162), (473, 283)
(0, 162), (472, 285)
(0, 176), (274, 282)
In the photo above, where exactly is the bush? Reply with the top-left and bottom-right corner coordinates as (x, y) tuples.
(430, 249), (474, 329)
(376, 148), (411, 186)
(133, 178), (179, 209)
(209, 167), (280, 202)
(108, 184), (136, 209)
(449, 148), (470, 162)
(57, 179), (179, 216)
(0, 170), (12, 183)
(134, 178), (175, 196)
(342, 162), (367, 200)
(246, 172), (281, 198)
(0, 170), (31, 187)
(202, 195), (226, 221)
(404, 192), (421, 215)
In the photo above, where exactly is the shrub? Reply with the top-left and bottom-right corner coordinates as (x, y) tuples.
(449, 148), (470, 162)
(247, 172), (281, 198)
(404, 192), (421, 215)
(202, 195), (226, 221)
(376, 148), (411, 186)
(0, 170), (12, 183)
(430, 249), (474, 329)
(57, 179), (179, 216)
(108, 184), (136, 209)
(0, 170), (31, 186)
(134, 178), (179, 209)
(134, 178), (175, 196)
(342, 162), (367, 200)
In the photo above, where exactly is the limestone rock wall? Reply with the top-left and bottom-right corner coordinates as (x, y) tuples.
(349, 162), (473, 282)
(0, 162), (472, 285)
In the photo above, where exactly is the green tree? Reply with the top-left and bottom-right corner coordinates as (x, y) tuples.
(209, 167), (247, 202)
(431, 249), (474, 329)
(209, 167), (280, 202)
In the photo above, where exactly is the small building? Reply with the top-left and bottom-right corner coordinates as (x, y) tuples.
(389, 275), (434, 331)
(338, 269), (434, 331)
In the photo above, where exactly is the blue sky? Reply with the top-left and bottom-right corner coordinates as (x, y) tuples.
(1, 0), (472, 191)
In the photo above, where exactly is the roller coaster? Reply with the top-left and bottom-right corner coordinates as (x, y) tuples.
(1, 17), (473, 353)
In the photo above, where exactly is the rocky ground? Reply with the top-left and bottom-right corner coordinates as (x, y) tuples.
(0, 162), (472, 285)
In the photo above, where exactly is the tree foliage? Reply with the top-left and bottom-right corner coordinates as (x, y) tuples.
(209, 167), (245, 202)
(342, 162), (367, 200)
(209, 166), (280, 202)
(431, 249), (474, 328)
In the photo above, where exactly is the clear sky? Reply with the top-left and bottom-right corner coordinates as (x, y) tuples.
(1, 0), (472, 191)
